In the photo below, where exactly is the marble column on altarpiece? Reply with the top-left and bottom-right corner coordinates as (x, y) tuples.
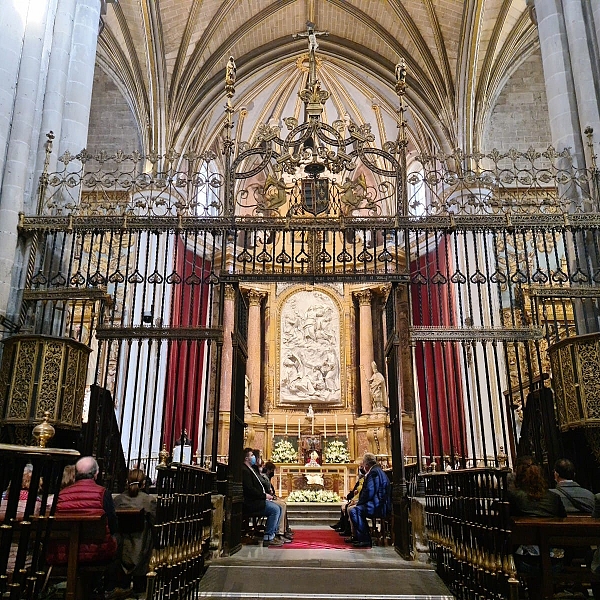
(246, 290), (265, 415)
(219, 285), (236, 413)
(355, 289), (375, 415)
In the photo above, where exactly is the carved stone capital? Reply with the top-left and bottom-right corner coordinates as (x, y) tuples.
(247, 289), (266, 306)
(224, 284), (236, 301)
(354, 289), (372, 306)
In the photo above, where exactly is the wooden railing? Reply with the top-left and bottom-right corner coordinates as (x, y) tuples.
(146, 463), (214, 600)
(422, 468), (519, 600)
(0, 443), (79, 599)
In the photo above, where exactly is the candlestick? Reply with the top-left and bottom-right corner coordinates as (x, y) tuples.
(298, 418), (301, 438)
(335, 414), (338, 435)
(285, 415), (288, 435)
(324, 418), (327, 438)
(272, 417), (275, 438)
(345, 418), (349, 438)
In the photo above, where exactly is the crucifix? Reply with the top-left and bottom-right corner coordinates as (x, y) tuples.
(293, 21), (329, 54)
(293, 21), (329, 87)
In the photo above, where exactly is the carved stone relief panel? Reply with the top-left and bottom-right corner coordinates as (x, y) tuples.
(279, 289), (342, 405)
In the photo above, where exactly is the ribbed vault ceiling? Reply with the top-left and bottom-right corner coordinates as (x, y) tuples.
(99, 0), (536, 156)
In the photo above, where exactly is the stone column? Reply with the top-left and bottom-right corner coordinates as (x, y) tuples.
(35, 0), (78, 179)
(0, 1), (54, 317)
(59, 0), (102, 154)
(355, 289), (374, 415)
(533, 0), (586, 158)
(219, 285), (235, 413)
(246, 290), (264, 415)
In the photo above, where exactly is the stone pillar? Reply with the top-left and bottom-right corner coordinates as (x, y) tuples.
(59, 0), (102, 155)
(533, 0), (587, 158)
(355, 289), (374, 415)
(219, 285), (235, 413)
(35, 0), (78, 178)
(246, 290), (264, 415)
(0, 0), (102, 320)
(0, 1), (54, 318)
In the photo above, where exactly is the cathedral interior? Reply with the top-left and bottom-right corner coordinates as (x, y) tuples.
(1, 1), (600, 598)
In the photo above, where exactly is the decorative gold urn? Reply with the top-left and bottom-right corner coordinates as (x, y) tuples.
(0, 335), (92, 435)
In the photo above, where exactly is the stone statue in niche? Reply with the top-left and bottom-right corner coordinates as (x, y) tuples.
(369, 361), (387, 412)
(280, 290), (341, 404)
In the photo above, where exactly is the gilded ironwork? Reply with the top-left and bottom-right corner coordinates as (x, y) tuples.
(409, 326), (543, 342)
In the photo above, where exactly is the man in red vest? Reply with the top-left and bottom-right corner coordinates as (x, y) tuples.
(46, 456), (118, 580)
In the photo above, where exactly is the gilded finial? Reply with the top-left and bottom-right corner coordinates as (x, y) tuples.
(159, 444), (169, 467)
(32, 411), (55, 448)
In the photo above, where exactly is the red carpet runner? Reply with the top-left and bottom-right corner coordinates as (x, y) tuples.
(269, 528), (366, 550)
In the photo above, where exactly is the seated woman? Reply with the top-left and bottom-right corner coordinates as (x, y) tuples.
(0, 464), (42, 522)
(508, 456), (566, 574)
(113, 469), (156, 595)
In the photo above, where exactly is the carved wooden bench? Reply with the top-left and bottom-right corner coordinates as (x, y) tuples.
(511, 515), (600, 599)
(43, 513), (112, 600)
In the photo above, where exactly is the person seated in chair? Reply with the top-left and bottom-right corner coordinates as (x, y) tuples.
(113, 469), (157, 596)
(347, 453), (391, 548)
(550, 458), (595, 514)
(46, 456), (118, 566)
(331, 466), (365, 537)
(241, 448), (283, 546)
(262, 462), (293, 541)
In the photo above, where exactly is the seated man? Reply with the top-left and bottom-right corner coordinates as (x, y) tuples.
(347, 453), (391, 548)
(241, 448), (283, 546)
(550, 458), (595, 513)
(46, 456), (118, 565)
(262, 462), (293, 541)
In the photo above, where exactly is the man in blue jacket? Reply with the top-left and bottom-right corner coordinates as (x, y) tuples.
(347, 452), (391, 548)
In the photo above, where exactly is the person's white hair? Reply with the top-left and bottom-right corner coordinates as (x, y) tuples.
(75, 456), (99, 480)
(362, 453), (377, 468)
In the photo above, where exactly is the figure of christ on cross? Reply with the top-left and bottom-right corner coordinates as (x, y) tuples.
(293, 21), (329, 57)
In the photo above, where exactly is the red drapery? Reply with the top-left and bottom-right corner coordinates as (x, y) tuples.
(411, 234), (466, 461)
(163, 238), (212, 453)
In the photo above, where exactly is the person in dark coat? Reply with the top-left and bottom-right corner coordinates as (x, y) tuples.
(241, 447), (282, 546)
(347, 453), (390, 548)
(113, 469), (156, 594)
(550, 458), (595, 513)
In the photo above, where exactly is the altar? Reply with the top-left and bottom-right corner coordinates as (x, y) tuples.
(273, 463), (359, 498)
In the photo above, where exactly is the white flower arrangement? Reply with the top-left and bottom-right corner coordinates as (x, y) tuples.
(287, 489), (341, 502)
(324, 439), (350, 463)
(271, 439), (298, 463)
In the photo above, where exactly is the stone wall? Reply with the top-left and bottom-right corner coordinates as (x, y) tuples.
(87, 65), (142, 154)
(483, 50), (552, 153)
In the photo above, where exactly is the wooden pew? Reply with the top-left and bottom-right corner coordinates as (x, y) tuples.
(45, 513), (110, 600)
(511, 515), (600, 599)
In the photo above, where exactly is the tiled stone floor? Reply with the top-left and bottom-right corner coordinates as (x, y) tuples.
(198, 528), (453, 599)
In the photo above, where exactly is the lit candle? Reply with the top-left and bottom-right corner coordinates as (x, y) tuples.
(285, 415), (288, 435)
(272, 417), (275, 438)
(345, 418), (349, 437)
(324, 418), (327, 438)
(298, 417), (301, 438)
(335, 414), (338, 435)
(311, 417), (314, 435)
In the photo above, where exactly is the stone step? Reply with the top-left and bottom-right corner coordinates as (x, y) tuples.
(286, 502), (341, 526)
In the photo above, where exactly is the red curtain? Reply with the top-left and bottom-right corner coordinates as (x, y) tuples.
(163, 237), (212, 453)
(411, 234), (466, 460)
